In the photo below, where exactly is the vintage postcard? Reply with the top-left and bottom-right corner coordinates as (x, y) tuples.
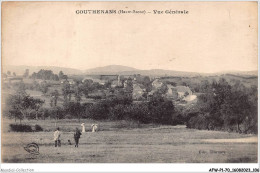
(1, 1), (259, 172)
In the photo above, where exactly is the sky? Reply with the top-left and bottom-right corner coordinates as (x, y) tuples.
(2, 2), (258, 73)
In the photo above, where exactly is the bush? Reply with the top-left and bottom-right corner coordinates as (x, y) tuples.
(10, 124), (33, 132)
(35, 124), (43, 132)
(64, 114), (73, 119)
(187, 114), (209, 130)
(86, 102), (110, 120)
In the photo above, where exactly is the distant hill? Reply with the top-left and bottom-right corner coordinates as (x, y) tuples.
(118, 69), (203, 77)
(2, 65), (82, 76)
(2, 64), (257, 78)
(84, 65), (257, 77)
(84, 65), (203, 77)
(84, 65), (139, 75)
(214, 70), (258, 77)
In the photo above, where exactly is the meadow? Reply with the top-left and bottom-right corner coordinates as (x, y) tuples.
(1, 119), (258, 163)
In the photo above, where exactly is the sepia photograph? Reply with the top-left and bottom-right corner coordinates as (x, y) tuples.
(1, 1), (258, 168)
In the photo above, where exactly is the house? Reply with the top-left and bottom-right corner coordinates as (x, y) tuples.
(88, 89), (106, 99)
(175, 86), (192, 98)
(82, 77), (106, 85)
(152, 79), (164, 89)
(60, 79), (75, 85)
(111, 80), (119, 88)
(164, 85), (193, 99)
(165, 85), (178, 99)
(100, 75), (119, 81)
(132, 84), (145, 100)
(123, 78), (133, 88)
(82, 76), (94, 83)
(3, 77), (23, 84)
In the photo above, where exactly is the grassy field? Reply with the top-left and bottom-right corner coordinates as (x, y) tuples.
(1, 119), (258, 163)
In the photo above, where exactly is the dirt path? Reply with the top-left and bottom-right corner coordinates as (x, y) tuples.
(202, 136), (258, 143)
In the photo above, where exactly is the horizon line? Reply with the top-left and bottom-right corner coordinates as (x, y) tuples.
(3, 64), (258, 74)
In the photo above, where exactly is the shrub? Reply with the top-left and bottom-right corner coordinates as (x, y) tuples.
(35, 124), (43, 132)
(10, 124), (33, 132)
(64, 114), (73, 119)
(187, 114), (209, 130)
(86, 102), (110, 120)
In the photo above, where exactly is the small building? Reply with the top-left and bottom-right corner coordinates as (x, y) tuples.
(3, 77), (23, 84)
(82, 77), (106, 85)
(151, 79), (164, 89)
(132, 84), (145, 100)
(100, 75), (119, 81)
(60, 79), (75, 85)
(82, 76), (94, 83)
(111, 80), (119, 88)
(166, 85), (178, 99)
(174, 86), (192, 98)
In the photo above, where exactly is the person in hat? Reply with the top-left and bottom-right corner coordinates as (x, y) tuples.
(54, 127), (61, 147)
(74, 127), (82, 148)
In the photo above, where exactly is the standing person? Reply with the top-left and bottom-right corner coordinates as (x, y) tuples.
(74, 127), (82, 148)
(54, 127), (61, 147)
(81, 123), (86, 133)
(91, 124), (98, 132)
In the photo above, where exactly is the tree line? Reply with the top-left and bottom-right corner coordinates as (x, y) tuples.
(31, 70), (68, 81)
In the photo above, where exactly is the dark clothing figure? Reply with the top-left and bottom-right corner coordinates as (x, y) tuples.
(75, 138), (79, 147)
(74, 128), (82, 148)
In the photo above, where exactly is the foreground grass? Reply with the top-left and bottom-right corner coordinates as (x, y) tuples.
(1, 119), (258, 163)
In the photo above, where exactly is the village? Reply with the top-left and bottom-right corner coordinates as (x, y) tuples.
(2, 70), (197, 109)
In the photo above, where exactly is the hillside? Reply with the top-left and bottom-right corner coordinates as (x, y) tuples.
(85, 65), (257, 77)
(84, 65), (139, 75)
(2, 65), (82, 75)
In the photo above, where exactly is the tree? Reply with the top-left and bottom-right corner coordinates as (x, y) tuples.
(104, 80), (112, 89)
(7, 71), (11, 76)
(147, 95), (175, 124)
(65, 102), (84, 122)
(200, 80), (210, 92)
(63, 75), (68, 80)
(17, 81), (27, 94)
(59, 71), (64, 79)
(52, 74), (59, 81)
(74, 83), (83, 103)
(8, 108), (21, 123)
(142, 76), (152, 92)
(2, 73), (7, 78)
(182, 82), (187, 86)
(31, 69), (59, 81)
(220, 82), (251, 133)
(7, 91), (44, 123)
(62, 79), (71, 104)
(39, 81), (49, 95)
(81, 79), (94, 98)
(13, 72), (16, 76)
(23, 69), (29, 78)
(125, 78), (133, 93)
(31, 99), (45, 120)
(187, 78), (257, 133)
(50, 90), (60, 126)
(50, 90), (59, 107)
